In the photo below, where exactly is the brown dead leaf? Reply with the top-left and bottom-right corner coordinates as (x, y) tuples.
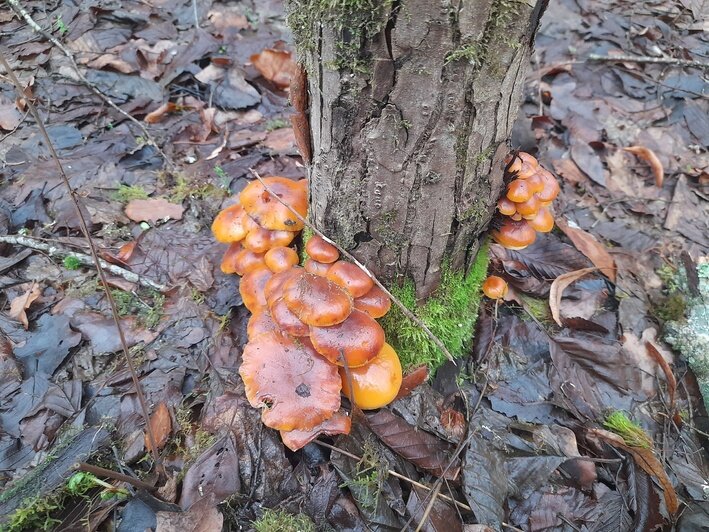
(156, 493), (223, 532)
(555, 218), (616, 281)
(9, 282), (41, 329)
(145, 402), (172, 452)
(549, 268), (598, 326)
(623, 146), (664, 187)
(645, 341), (676, 411)
(250, 49), (298, 89)
(590, 428), (679, 515)
(263, 127), (296, 153)
(145, 102), (178, 124)
(125, 198), (184, 223)
(0, 101), (22, 131)
(395, 365), (429, 400)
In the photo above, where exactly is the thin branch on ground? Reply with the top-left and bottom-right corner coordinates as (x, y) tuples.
(587, 53), (709, 69)
(74, 462), (157, 491)
(0, 48), (165, 472)
(249, 169), (455, 363)
(312, 440), (472, 513)
(414, 481), (441, 532)
(0, 234), (168, 292)
(5, 0), (174, 168)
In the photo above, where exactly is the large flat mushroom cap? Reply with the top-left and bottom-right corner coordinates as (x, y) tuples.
(239, 176), (308, 231)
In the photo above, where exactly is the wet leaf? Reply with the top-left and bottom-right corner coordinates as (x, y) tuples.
(156, 493), (223, 531)
(549, 267), (598, 326)
(395, 365), (429, 400)
(405, 485), (463, 532)
(623, 145), (664, 187)
(125, 198), (184, 223)
(179, 435), (240, 509)
(555, 218), (616, 281)
(462, 431), (507, 528)
(13, 314), (82, 377)
(366, 409), (460, 480)
(9, 281), (41, 329)
(145, 402), (171, 452)
(250, 48), (298, 89)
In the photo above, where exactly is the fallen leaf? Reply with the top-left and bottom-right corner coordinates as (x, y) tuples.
(366, 409), (460, 480)
(125, 198), (184, 223)
(555, 218), (616, 281)
(549, 267), (598, 326)
(145, 102), (178, 124)
(145, 402), (172, 452)
(395, 365), (429, 400)
(0, 102), (22, 131)
(9, 282), (41, 329)
(263, 127), (296, 153)
(250, 48), (298, 89)
(623, 146), (664, 187)
(645, 340), (676, 411)
(179, 435), (240, 509)
(156, 493), (223, 532)
(590, 428), (679, 514)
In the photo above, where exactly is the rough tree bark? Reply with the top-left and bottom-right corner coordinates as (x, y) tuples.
(288, 0), (547, 298)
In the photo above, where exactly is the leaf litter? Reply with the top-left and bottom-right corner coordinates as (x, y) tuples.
(0, 0), (708, 529)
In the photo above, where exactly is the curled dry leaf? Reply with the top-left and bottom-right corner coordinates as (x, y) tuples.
(250, 49), (298, 89)
(239, 331), (341, 431)
(144, 102), (178, 124)
(145, 401), (172, 452)
(9, 281), (41, 329)
(645, 341), (676, 411)
(394, 365), (429, 400)
(555, 218), (616, 282)
(549, 267), (598, 326)
(280, 410), (351, 451)
(623, 146), (664, 187)
(589, 428), (679, 515)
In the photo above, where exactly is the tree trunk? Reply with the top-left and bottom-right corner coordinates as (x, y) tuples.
(288, 0), (547, 298)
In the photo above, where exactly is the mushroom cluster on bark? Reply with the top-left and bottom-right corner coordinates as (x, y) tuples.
(211, 177), (402, 451)
(492, 152), (560, 250)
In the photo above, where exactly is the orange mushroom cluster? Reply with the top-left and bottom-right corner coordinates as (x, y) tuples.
(212, 178), (402, 451)
(492, 152), (560, 250)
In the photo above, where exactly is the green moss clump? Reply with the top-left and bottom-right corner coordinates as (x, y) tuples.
(520, 294), (551, 322)
(112, 184), (149, 203)
(603, 412), (653, 449)
(252, 509), (315, 532)
(654, 293), (687, 323)
(62, 256), (81, 270)
(381, 241), (489, 371)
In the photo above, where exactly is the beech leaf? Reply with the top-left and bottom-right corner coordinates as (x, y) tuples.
(555, 218), (616, 281)
(9, 282), (41, 329)
(623, 145), (664, 187)
(549, 267), (598, 326)
(125, 198), (184, 223)
(250, 49), (297, 89)
(145, 402), (172, 452)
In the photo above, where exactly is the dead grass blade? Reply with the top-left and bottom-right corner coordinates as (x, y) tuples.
(623, 146), (664, 187)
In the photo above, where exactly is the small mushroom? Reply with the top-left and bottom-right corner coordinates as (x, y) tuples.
(354, 284), (391, 318)
(264, 266), (304, 306)
(239, 176), (308, 231)
(239, 266), (274, 312)
(247, 311), (279, 340)
(283, 272), (353, 327)
(506, 179), (533, 203)
(535, 168), (560, 203)
(304, 258), (332, 276)
(513, 194), (540, 218)
(305, 235), (339, 263)
(528, 206), (554, 233)
(310, 309), (385, 367)
(270, 297), (310, 337)
(339, 343), (402, 410)
(482, 275), (508, 299)
(243, 226), (296, 254)
(264, 246), (299, 273)
(212, 204), (255, 243)
(326, 261), (374, 298)
(497, 197), (517, 217)
(491, 219), (537, 250)
(221, 242), (266, 276)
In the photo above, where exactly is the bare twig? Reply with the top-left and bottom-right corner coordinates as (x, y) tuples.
(249, 169), (455, 363)
(73, 462), (156, 491)
(192, 0), (200, 29)
(5, 0), (173, 168)
(0, 234), (168, 292)
(0, 48), (164, 471)
(588, 53), (709, 70)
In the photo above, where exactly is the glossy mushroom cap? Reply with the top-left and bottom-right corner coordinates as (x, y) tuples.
(310, 309), (385, 367)
(491, 219), (537, 250)
(304, 258), (332, 276)
(506, 180), (533, 203)
(535, 168), (560, 203)
(239, 176), (308, 231)
(528, 207), (554, 233)
(239, 266), (274, 313)
(340, 343), (402, 410)
(482, 275), (508, 300)
(264, 267), (304, 306)
(247, 311), (279, 340)
(354, 284), (392, 318)
(222, 243), (266, 276)
(513, 195), (540, 218)
(326, 261), (374, 298)
(243, 226), (296, 254)
(305, 235), (339, 263)
(270, 297), (310, 337)
(283, 272), (353, 327)
(497, 197), (517, 217)
(212, 204), (254, 243)
(264, 246), (299, 273)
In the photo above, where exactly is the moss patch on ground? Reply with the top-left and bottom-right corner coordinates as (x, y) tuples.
(381, 241), (490, 371)
(252, 509), (316, 532)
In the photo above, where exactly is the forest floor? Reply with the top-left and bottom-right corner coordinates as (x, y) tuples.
(0, 0), (707, 530)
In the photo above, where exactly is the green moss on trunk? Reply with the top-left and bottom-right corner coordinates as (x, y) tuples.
(380, 241), (490, 370)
